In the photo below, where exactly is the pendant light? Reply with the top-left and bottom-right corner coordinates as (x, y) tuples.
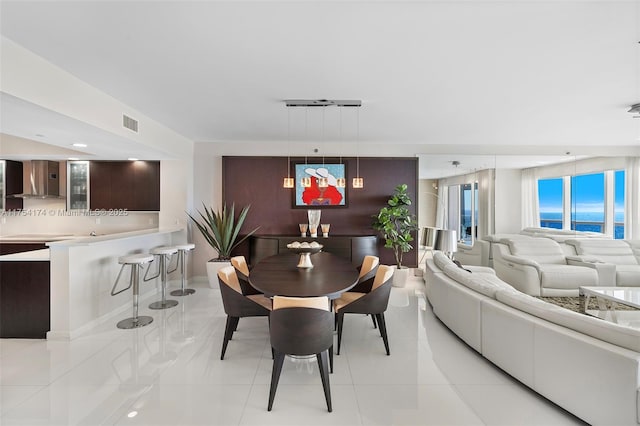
(318, 107), (329, 188)
(283, 107), (294, 188)
(336, 107), (346, 188)
(352, 106), (364, 188)
(300, 107), (311, 188)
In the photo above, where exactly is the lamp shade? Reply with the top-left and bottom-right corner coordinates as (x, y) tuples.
(434, 229), (457, 254)
(420, 227), (439, 248)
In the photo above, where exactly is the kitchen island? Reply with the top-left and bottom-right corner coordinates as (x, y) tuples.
(45, 227), (187, 340)
(0, 228), (187, 340)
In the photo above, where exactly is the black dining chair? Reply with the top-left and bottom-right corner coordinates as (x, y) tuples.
(333, 265), (394, 356)
(268, 296), (334, 412)
(217, 265), (272, 360)
(230, 255), (262, 295)
(348, 255), (380, 329)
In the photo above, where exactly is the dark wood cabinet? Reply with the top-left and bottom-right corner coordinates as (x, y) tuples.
(0, 260), (50, 338)
(90, 161), (160, 211)
(0, 242), (47, 255)
(3, 160), (24, 210)
(250, 235), (378, 267)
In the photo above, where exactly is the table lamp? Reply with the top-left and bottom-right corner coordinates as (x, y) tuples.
(434, 229), (457, 259)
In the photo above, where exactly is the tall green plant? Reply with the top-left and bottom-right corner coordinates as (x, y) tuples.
(372, 184), (418, 268)
(187, 203), (259, 260)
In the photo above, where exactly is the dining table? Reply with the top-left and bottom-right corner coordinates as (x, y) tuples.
(249, 251), (359, 300)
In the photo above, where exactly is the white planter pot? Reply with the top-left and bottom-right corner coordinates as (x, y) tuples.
(392, 266), (411, 288)
(206, 260), (232, 289)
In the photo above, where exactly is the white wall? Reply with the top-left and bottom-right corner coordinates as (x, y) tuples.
(494, 168), (522, 233)
(191, 143), (223, 277)
(418, 179), (438, 230)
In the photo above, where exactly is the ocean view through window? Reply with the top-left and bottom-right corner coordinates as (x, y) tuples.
(538, 171), (625, 239)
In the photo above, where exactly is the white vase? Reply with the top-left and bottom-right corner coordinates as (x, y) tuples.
(206, 260), (232, 289)
(392, 265), (411, 288)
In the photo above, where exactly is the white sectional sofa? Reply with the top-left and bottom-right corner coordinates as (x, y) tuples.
(564, 239), (640, 287)
(426, 250), (640, 426)
(492, 237), (605, 296)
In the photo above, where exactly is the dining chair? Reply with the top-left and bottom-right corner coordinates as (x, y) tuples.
(333, 264), (394, 356)
(349, 255), (380, 293)
(217, 265), (272, 360)
(230, 255), (262, 295)
(268, 296), (334, 412)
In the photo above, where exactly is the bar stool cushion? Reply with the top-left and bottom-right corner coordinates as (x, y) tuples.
(173, 243), (195, 251)
(119, 254), (154, 265)
(150, 246), (178, 255)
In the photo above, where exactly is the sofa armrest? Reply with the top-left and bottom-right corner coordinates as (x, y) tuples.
(499, 253), (541, 270)
(566, 256), (616, 287)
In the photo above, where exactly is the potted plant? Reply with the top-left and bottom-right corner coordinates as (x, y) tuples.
(188, 203), (259, 288)
(372, 183), (419, 287)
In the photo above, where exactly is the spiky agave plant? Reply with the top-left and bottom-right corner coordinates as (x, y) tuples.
(187, 203), (259, 260)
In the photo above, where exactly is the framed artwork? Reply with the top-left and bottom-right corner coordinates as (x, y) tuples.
(293, 163), (347, 208)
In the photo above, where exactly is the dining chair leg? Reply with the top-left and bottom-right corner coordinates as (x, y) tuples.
(316, 350), (332, 412)
(336, 313), (344, 355)
(376, 313), (390, 356)
(329, 345), (334, 374)
(221, 315), (236, 360)
(370, 314), (377, 329)
(268, 351), (286, 411)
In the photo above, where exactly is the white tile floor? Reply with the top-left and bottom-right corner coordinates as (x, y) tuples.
(0, 275), (587, 425)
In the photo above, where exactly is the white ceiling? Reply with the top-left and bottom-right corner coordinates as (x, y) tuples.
(1, 0), (639, 178)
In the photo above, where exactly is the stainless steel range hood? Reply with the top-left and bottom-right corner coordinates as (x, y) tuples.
(14, 160), (63, 199)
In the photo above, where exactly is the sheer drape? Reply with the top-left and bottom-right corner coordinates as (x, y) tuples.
(625, 157), (640, 239)
(435, 182), (447, 229)
(521, 168), (540, 229)
(476, 169), (495, 238)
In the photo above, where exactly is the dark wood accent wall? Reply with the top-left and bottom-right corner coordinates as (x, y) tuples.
(5, 160), (24, 211)
(222, 157), (418, 267)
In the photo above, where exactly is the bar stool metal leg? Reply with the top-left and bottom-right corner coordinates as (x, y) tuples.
(117, 263), (154, 329)
(171, 247), (196, 296)
(149, 252), (179, 309)
(111, 254), (155, 329)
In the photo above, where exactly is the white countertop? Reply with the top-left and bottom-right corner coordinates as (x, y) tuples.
(46, 227), (184, 247)
(0, 249), (50, 261)
(0, 234), (77, 242)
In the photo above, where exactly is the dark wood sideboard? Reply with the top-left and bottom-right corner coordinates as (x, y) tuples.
(249, 235), (378, 267)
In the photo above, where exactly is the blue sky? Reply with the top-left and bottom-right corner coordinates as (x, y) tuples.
(538, 171), (625, 213)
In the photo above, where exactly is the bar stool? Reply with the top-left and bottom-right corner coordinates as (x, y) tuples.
(111, 253), (155, 329)
(144, 246), (179, 309)
(169, 243), (196, 297)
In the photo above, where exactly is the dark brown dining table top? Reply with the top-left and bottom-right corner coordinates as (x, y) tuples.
(249, 252), (359, 300)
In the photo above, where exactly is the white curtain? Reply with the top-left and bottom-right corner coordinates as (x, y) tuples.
(435, 181), (447, 229)
(476, 169), (495, 238)
(626, 157), (640, 239)
(521, 168), (540, 228)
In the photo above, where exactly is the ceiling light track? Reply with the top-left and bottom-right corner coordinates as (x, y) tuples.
(285, 99), (362, 108)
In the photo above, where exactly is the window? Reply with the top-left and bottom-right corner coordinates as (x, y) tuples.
(458, 182), (478, 244)
(537, 170), (626, 238)
(538, 178), (563, 229)
(571, 173), (604, 233)
(615, 170), (625, 239)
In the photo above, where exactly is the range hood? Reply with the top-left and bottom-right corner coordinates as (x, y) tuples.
(14, 160), (63, 199)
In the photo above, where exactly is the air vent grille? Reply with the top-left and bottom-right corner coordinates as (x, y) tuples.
(123, 114), (139, 132)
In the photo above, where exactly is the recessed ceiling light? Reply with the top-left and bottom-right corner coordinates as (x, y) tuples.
(68, 157), (79, 161)
(35, 133), (45, 137)
(72, 143), (87, 148)
(128, 157), (139, 161)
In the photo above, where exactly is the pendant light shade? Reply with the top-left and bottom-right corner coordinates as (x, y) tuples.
(283, 108), (294, 188)
(336, 177), (346, 188)
(283, 177), (294, 188)
(352, 177), (364, 188)
(352, 107), (364, 188)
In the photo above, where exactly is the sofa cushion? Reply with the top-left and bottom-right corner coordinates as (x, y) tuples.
(539, 264), (598, 289)
(496, 289), (640, 353)
(566, 239), (639, 266)
(443, 264), (513, 299)
(506, 238), (567, 265)
(433, 250), (454, 271)
(615, 265), (640, 287)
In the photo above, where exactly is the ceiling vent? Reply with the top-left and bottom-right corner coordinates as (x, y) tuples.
(123, 114), (139, 132)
